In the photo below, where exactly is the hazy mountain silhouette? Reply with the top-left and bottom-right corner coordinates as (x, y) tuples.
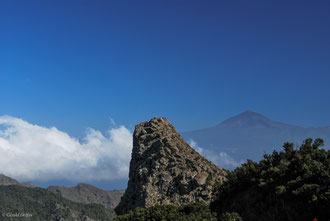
(216, 110), (294, 129)
(182, 111), (330, 169)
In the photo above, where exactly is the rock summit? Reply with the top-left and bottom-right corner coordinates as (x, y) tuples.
(115, 117), (226, 215)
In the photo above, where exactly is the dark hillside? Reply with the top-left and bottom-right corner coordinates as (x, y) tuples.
(0, 185), (116, 221)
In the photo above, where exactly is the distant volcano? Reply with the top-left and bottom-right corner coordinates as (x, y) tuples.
(216, 110), (295, 129)
(182, 111), (330, 170)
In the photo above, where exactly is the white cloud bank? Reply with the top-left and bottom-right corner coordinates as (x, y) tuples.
(188, 139), (241, 169)
(0, 115), (242, 182)
(0, 115), (132, 182)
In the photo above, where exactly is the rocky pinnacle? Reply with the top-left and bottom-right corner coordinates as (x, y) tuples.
(115, 117), (227, 215)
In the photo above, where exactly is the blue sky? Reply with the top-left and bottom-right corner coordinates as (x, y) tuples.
(1, 0), (330, 135)
(1, 0), (330, 189)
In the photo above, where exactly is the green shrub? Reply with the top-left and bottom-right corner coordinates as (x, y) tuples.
(211, 138), (330, 221)
(219, 212), (242, 221)
(114, 203), (216, 221)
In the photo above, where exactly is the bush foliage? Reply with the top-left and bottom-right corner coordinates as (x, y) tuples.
(211, 138), (330, 221)
(113, 203), (216, 221)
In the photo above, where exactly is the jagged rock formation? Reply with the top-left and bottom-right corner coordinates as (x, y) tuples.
(115, 117), (227, 215)
(47, 183), (124, 209)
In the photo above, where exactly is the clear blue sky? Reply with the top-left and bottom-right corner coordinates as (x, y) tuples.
(1, 0), (330, 136)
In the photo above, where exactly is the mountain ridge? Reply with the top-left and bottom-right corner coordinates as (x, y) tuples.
(215, 110), (296, 129)
(47, 183), (124, 209)
(0, 174), (36, 188)
(1, 173), (124, 210)
(0, 185), (116, 220)
(185, 110), (330, 132)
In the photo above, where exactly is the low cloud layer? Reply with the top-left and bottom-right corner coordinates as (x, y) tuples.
(188, 139), (241, 169)
(0, 116), (132, 182)
(0, 116), (242, 183)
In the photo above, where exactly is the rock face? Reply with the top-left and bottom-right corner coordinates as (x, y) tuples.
(0, 174), (21, 186)
(0, 174), (35, 188)
(115, 117), (227, 215)
(47, 183), (125, 209)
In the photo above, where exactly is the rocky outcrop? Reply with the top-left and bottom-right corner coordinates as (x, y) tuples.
(0, 174), (21, 186)
(115, 117), (227, 215)
(47, 183), (124, 209)
(22, 182), (37, 188)
(0, 174), (35, 188)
